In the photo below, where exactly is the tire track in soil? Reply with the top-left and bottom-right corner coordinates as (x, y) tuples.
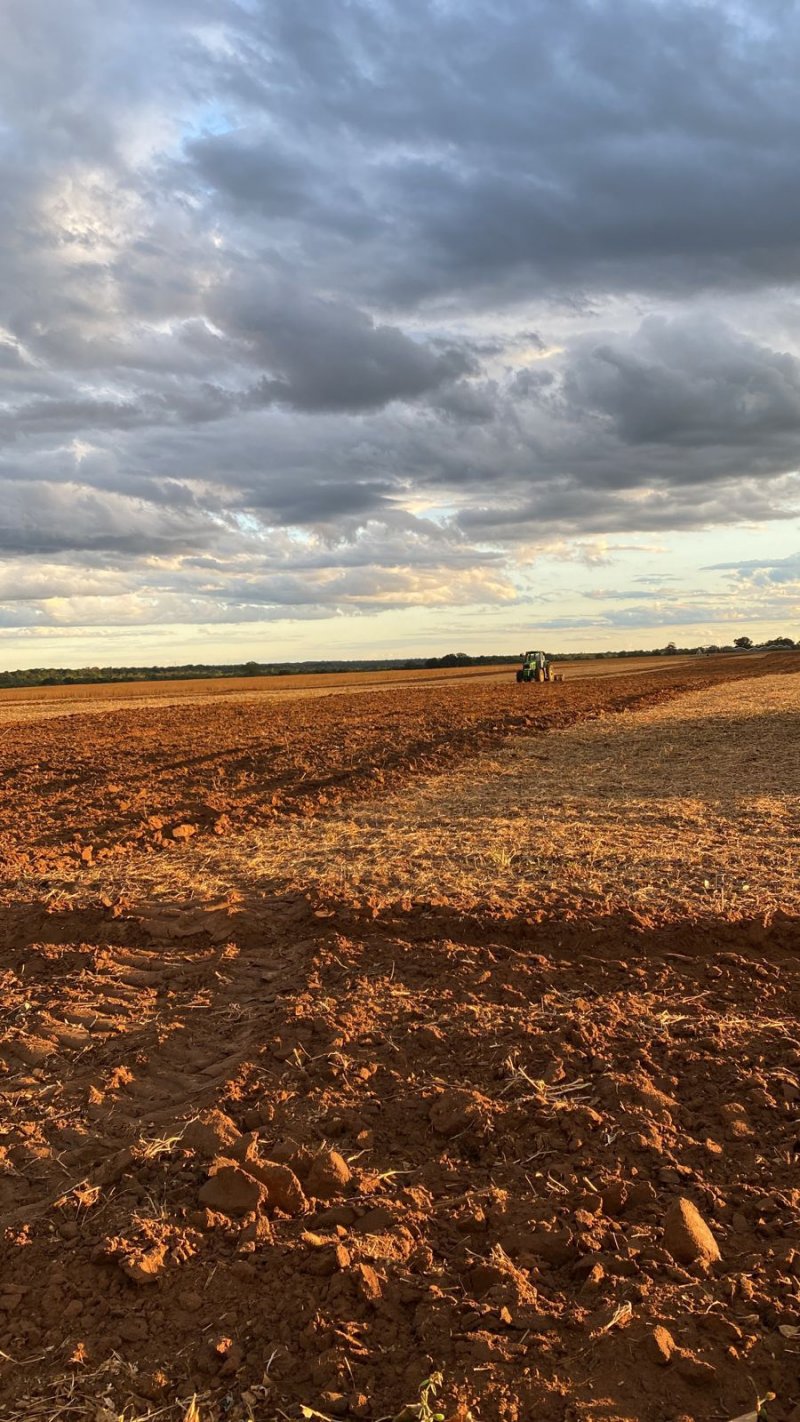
(0, 899), (310, 1228)
(1, 897), (799, 1422)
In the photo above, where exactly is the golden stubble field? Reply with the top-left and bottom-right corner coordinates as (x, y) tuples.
(202, 670), (799, 923)
(0, 654), (798, 1422)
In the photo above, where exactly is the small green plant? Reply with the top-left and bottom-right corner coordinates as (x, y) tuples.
(417, 1373), (445, 1422)
(728, 1391), (776, 1422)
(392, 1371), (447, 1422)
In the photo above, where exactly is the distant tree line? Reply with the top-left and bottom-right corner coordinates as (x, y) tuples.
(0, 659), (432, 688)
(0, 655), (519, 689)
(0, 636), (795, 690)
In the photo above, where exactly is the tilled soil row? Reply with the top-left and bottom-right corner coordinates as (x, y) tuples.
(0, 897), (798, 1421)
(0, 654), (793, 883)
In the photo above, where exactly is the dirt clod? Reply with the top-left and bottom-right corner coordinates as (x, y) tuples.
(307, 1148), (352, 1199)
(247, 1158), (308, 1215)
(320, 1393), (348, 1417)
(120, 1243), (168, 1285)
(646, 1325), (676, 1365)
(355, 1262), (383, 1301)
(182, 1109), (242, 1159)
(198, 1160), (266, 1216)
(429, 1087), (487, 1136)
(674, 1353), (716, 1385)
(268, 1137), (314, 1177)
(663, 1198), (721, 1266)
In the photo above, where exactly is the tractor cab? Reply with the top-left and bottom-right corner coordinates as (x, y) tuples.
(516, 649), (551, 683)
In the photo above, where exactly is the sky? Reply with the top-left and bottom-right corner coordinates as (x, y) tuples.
(3, 0), (800, 667)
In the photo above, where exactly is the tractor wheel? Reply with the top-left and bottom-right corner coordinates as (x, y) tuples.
(516, 670), (523, 683)
(536, 668), (545, 683)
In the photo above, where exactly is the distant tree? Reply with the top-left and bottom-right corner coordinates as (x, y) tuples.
(769, 636), (795, 648)
(425, 651), (472, 668)
(733, 636), (754, 649)
(664, 641), (677, 654)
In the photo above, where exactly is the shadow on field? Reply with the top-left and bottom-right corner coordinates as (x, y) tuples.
(4, 889), (800, 973)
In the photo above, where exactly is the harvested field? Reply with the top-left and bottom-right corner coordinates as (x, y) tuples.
(178, 668), (798, 924)
(0, 653), (785, 887)
(0, 655), (702, 726)
(1, 656), (799, 1422)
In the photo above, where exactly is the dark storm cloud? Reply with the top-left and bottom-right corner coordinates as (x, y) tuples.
(244, 477), (396, 524)
(563, 316), (800, 448)
(0, 480), (224, 558)
(190, 0), (800, 305)
(209, 278), (473, 413)
(3, 0), (800, 630)
(2, 397), (145, 436)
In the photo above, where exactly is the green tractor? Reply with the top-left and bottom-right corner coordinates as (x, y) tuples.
(516, 649), (552, 684)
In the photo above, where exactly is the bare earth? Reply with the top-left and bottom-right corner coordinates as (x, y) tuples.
(0, 654), (704, 725)
(0, 655), (798, 1422)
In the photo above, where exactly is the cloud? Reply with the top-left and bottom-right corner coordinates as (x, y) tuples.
(544, 605), (728, 630)
(216, 277), (473, 413)
(2, 0), (800, 644)
(0, 505), (517, 629)
(185, 0), (800, 306)
(0, 480), (224, 557)
(563, 316), (800, 449)
(705, 551), (800, 582)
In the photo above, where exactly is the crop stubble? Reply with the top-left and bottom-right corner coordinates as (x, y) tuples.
(0, 655), (799, 1422)
(206, 670), (799, 924)
(0, 654), (785, 886)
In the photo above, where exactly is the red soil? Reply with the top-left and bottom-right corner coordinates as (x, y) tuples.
(1, 656), (799, 1421)
(1, 899), (798, 1420)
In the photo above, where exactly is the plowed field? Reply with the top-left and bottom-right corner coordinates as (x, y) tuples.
(0, 653), (784, 887)
(1, 655), (799, 1422)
